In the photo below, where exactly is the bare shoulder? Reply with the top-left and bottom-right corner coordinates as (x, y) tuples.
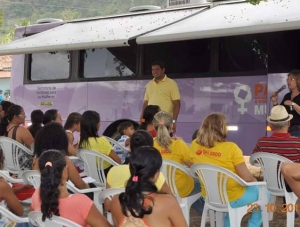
(155, 193), (178, 205)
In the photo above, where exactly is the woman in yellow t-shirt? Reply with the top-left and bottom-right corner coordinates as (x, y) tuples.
(79, 110), (121, 176)
(190, 112), (262, 227)
(153, 111), (204, 215)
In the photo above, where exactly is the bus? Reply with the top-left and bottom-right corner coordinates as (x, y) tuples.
(0, 0), (299, 155)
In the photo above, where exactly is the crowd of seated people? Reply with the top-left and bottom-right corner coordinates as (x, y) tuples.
(2, 96), (300, 227)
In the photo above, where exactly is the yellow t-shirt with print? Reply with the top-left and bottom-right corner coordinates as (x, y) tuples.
(82, 136), (112, 169)
(107, 165), (165, 190)
(153, 139), (194, 197)
(189, 140), (246, 202)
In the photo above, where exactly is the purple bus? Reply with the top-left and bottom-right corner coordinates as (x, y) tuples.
(0, 0), (299, 155)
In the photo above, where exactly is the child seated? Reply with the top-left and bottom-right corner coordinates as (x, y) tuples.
(114, 122), (135, 164)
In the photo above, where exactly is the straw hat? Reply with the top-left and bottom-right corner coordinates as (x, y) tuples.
(267, 105), (293, 123)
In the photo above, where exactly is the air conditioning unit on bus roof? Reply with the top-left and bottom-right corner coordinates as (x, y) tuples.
(167, 0), (207, 7)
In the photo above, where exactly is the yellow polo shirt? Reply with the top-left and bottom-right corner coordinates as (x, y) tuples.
(144, 75), (180, 115)
(189, 140), (246, 202)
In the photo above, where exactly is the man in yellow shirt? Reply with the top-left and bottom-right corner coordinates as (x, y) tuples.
(140, 60), (181, 132)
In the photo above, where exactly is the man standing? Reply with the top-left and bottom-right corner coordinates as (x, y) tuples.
(140, 60), (180, 132)
(252, 105), (300, 163)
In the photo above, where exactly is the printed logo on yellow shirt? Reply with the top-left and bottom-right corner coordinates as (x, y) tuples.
(161, 149), (171, 154)
(196, 149), (221, 157)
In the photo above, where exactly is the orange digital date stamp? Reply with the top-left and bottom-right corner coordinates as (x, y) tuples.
(247, 203), (300, 213)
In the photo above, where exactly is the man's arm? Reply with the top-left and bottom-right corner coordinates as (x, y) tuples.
(140, 100), (148, 120)
(172, 100), (180, 121)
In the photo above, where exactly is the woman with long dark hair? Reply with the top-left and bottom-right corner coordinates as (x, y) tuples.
(79, 110), (121, 175)
(139, 105), (160, 137)
(111, 146), (187, 227)
(28, 109), (44, 139)
(30, 150), (112, 227)
(43, 109), (62, 125)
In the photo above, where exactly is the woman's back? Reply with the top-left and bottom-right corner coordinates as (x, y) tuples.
(111, 193), (183, 227)
(31, 189), (93, 227)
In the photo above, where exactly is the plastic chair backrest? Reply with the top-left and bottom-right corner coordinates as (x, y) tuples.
(0, 136), (33, 175)
(161, 159), (193, 199)
(0, 205), (28, 223)
(249, 152), (292, 196)
(28, 211), (82, 227)
(77, 149), (119, 187)
(104, 136), (128, 151)
(190, 164), (248, 209)
(21, 170), (41, 189)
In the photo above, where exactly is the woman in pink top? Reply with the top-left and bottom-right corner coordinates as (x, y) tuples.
(30, 150), (112, 227)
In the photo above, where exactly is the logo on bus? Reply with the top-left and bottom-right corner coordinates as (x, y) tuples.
(40, 101), (53, 106)
(234, 83), (267, 115)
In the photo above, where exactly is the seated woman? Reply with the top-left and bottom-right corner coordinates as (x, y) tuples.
(0, 101), (14, 136)
(190, 112), (262, 227)
(111, 146), (187, 227)
(27, 109), (44, 139)
(5, 105), (34, 171)
(43, 109), (62, 125)
(79, 110), (121, 176)
(32, 122), (89, 191)
(105, 130), (172, 211)
(0, 147), (25, 227)
(153, 111), (204, 215)
(30, 150), (112, 227)
(64, 112), (82, 156)
(139, 105), (160, 137)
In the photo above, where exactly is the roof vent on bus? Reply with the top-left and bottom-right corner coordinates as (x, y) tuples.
(167, 0), (207, 7)
(129, 5), (161, 12)
(36, 18), (64, 24)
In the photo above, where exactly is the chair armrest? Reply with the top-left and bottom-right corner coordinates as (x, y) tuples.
(67, 181), (103, 194)
(0, 206), (29, 223)
(245, 181), (267, 187)
(0, 171), (24, 184)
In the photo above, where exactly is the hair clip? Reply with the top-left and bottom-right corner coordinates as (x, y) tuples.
(159, 122), (164, 126)
(132, 175), (138, 182)
(45, 161), (52, 167)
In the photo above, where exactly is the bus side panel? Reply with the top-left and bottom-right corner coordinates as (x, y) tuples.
(175, 75), (268, 155)
(87, 80), (146, 133)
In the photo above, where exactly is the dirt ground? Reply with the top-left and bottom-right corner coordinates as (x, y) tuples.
(189, 156), (300, 227)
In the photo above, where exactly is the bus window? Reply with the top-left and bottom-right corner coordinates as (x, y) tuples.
(268, 30), (300, 73)
(219, 35), (267, 73)
(143, 39), (211, 76)
(30, 51), (70, 81)
(80, 46), (136, 78)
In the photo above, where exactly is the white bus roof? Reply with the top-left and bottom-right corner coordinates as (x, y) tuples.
(0, 7), (204, 55)
(137, 0), (300, 44)
(0, 0), (299, 55)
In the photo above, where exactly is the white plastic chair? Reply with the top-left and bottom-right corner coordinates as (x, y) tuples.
(70, 149), (119, 211)
(104, 136), (128, 153)
(0, 205), (29, 224)
(0, 170), (24, 184)
(250, 152), (297, 226)
(190, 163), (269, 227)
(21, 170), (41, 189)
(98, 188), (125, 224)
(77, 149), (120, 188)
(28, 211), (82, 227)
(161, 159), (201, 226)
(0, 136), (33, 176)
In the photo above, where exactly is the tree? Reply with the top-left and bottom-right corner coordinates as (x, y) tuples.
(0, 19), (31, 44)
(61, 9), (81, 21)
(0, 11), (3, 26)
(246, 0), (268, 5)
